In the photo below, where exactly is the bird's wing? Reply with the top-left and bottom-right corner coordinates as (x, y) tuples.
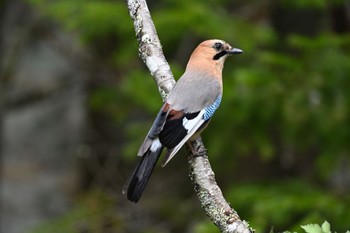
(159, 94), (222, 166)
(160, 109), (206, 166)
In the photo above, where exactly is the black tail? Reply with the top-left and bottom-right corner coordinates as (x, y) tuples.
(123, 146), (163, 203)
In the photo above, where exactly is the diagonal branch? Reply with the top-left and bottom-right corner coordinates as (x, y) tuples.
(186, 138), (252, 233)
(125, 0), (253, 232)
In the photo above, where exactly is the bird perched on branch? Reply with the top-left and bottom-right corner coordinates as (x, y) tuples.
(123, 39), (243, 203)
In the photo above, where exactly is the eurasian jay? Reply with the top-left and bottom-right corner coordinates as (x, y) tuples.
(123, 39), (243, 203)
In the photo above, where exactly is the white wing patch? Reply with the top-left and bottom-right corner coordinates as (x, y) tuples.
(182, 115), (200, 131)
(150, 138), (162, 152)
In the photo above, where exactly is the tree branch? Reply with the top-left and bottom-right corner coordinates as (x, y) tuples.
(125, 0), (253, 232)
(187, 138), (252, 233)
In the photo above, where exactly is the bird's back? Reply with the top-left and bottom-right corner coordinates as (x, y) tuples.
(167, 69), (221, 113)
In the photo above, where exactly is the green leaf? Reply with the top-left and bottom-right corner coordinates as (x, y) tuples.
(301, 224), (323, 233)
(322, 221), (331, 233)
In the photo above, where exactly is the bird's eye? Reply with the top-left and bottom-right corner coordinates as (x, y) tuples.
(213, 42), (223, 51)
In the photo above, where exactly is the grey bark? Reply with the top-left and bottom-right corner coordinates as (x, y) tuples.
(125, 0), (253, 232)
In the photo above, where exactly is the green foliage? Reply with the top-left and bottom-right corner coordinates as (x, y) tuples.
(26, 0), (137, 66)
(29, 190), (122, 233)
(280, 0), (344, 9)
(301, 221), (331, 233)
(227, 181), (350, 233)
(27, 0), (132, 41)
(300, 221), (350, 233)
(284, 221), (350, 233)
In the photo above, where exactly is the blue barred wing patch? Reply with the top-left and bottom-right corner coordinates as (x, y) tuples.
(203, 95), (222, 121)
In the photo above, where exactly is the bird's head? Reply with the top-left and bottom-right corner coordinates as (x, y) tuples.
(187, 39), (243, 74)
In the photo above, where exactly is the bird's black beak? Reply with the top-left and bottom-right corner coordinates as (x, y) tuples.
(226, 48), (243, 55)
(213, 47), (243, 60)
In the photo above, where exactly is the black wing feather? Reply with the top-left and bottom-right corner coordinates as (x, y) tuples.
(159, 111), (200, 148)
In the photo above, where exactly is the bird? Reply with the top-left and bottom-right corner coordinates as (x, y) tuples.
(123, 39), (243, 203)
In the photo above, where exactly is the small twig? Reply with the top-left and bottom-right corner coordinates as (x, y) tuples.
(124, 0), (253, 232)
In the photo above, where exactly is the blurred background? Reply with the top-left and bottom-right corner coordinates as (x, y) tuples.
(1, 0), (350, 232)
